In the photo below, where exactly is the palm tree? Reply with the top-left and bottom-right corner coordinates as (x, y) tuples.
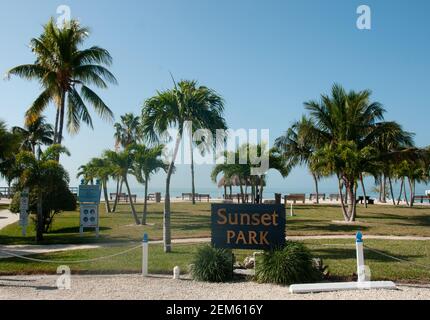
(114, 113), (142, 149)
(77, 157), (113, 213)
(112, 113), (142, 212)
(12, 116), (54, 157)
(211, 144), (288, 204)
(103, 149), (140, 225)
(6, 19), (117, 148)
(303, 84), (410, 221)
(275, 116), (321, 203)
(129, 144), (168, 225)
(141, 80), (226, 252)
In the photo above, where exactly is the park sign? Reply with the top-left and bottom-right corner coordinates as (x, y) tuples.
(78, 184), (102, 204)
(211, 204), (286, 250)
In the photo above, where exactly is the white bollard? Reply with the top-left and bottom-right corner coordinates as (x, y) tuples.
(356, 232), (366, 282)
(173, 266), (180, 280)
(290, 204), (294, 217)
(142, 233), (149, 277)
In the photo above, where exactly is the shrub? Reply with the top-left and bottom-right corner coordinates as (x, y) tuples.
(10, 185), (76, 232)
(191, 245), (234, 282)
(255, 241), (323, 285)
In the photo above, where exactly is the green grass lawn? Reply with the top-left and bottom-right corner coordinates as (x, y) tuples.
(0, 204), (9, 210)
(1, 203), (429, 246)
(1, 240), (429, 283)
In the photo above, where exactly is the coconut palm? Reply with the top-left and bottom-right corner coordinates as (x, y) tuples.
(303, 84), (411, 221)
(6, 19), (117, 147)
(141, 80), (226, 252)
(129, 144), (168, 225)
(12, 116), (54, 157)
(114, 113), (142, 149)
(0, 120), (21, 192)
(103, 149), (140, 225)
(275, 116), (322, 203)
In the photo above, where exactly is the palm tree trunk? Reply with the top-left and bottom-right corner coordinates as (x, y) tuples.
(112, 178), (120, 212)
(36, 191), (44, 243)
(312, 173), (319, 204)
(409, 178), (415, 208)
(54, 107), (60, 144)
(224, 185), (227, 199)
(346, 180), (356, 222)
(350, 183), (358, 222)
(239, 183), (245, 203)
(397, 178), (404, 205)
(260, 177), (265, 204)
(388, 177), (396, 206)
(338, 177), (349, 222)
(403, 178), (410, 206)
(381, 175), (387, 203)
(189, 127), (196, 205)
(103, 181), (111, 213)
(360, 174), (368, 208)
(142, 178), (149, 225)
(57, 90), (66, 146)
(124, 177), (140, 225)
(164, 133), (182, 253)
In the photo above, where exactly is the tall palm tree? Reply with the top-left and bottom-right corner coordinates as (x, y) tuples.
(303, 84), (410, 221)
(141, 80), (226, 253)
(0, 120), (21, 191)
(6, 19), (117, 148)
(129, 144), (168, 225)
(275, 116), (321, 203)
(12, 116), (54, 157)
(103, 149), (140, 225)
(112, 113), (142, 212)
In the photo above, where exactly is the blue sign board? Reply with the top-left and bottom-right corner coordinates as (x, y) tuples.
(211, 204), (286, 250)
(78, 185), (102, 204)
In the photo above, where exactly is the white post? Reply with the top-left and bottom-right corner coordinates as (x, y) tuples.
(142, 233), (149, 277)
(356, 232), (366, 282)
(290, 203), (294, 217)
(173, 266), (180, 280)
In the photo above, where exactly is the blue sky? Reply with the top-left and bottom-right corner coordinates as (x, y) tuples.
(0, 0), (429, 194)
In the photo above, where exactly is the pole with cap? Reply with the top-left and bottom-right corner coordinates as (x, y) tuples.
(356, 231), (366, 282)
(142, 233), (149, 277)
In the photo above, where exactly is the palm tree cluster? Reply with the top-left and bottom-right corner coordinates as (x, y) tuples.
(211, 143), (289, 204)
(275, 84), (430, 221)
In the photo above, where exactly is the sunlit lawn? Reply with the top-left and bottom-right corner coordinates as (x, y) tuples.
(1, 202), (429, 246)
(1, 240), (429, 283)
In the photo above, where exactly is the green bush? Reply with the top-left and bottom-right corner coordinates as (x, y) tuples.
(256, 241), (323, 285)
(191, 245), (234, 282)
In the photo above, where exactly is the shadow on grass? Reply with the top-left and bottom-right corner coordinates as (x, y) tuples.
(50, 226), (112, 234)
(311, 247), (424, 263)
(287, 221), (370, 233)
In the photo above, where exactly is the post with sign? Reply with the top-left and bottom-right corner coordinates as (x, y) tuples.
(78, 180), (102, 237)
(19, 188), (30, 236)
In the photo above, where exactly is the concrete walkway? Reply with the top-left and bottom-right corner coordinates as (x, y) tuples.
(1, 234), (430, 260)
(0, 210), (18, 231)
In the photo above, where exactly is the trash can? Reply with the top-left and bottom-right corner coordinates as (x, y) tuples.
(155, 192), (162, 203)
(275, 193), (282, 204)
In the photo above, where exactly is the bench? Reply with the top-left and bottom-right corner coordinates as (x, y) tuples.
(284, 194), (306, 204)
(110, 193), (127, 201)
(413, 195), (430, 204)
(356, 196), (375, 205)
(329, 194), (340, 201)
(309, 193), (326, 201)
(198, 194), (211, 202)
(182, 193), (193, 201)
(112, 193), (137, 203)
(146, 193), (156, 201)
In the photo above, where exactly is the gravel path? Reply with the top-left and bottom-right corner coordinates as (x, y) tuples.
(1, 275), (430, 300)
